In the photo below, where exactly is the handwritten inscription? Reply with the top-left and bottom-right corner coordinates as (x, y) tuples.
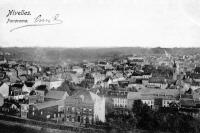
(6, 10), (31, 17)
(6, 10), (63, 32)
(34, 14), (62, 24)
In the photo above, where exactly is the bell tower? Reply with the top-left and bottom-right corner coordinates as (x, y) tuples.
(173, 60), (178, 80)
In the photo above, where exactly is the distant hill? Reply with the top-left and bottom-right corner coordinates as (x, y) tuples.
(0, 47), (200, 64)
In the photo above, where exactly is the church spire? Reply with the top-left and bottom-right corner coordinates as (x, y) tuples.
(173, 60), (176, 68)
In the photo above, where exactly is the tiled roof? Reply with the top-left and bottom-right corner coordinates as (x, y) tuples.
(65, 89), (94, 105)
(34, 100), (63, 110)
(35, 85), (47, 91)
(128, 88), (179, 100)
(149, 77), (166, 84)
(191, 73), (200, 79)
(180, 99), (196, 107)
(12, 83), (23, 88)
(45, 90), (68, 100)
(25, 81), (34, 87)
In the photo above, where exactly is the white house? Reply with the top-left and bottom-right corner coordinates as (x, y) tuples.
(108, 91), (128, 109)
(0, 82), (9, 97)
(72, 66), (83, 75)
(92, 72), (106, 85)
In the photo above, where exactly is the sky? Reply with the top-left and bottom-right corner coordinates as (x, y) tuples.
(0, 0), (200, 48)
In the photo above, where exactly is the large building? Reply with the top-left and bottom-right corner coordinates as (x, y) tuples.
(107, 90), (128, 109)
(64, 89), (105, 125)
(127, 88), (179, 110)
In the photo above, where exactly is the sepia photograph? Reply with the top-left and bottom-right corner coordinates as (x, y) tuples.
(0, 0), (200, 133)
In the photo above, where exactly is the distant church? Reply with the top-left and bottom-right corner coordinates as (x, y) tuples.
(172, 60), (179, 80)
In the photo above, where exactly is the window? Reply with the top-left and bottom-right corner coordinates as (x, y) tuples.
(41, 111), (43, 115)
(78, 116), (81, 122)
(66, 107), (68, 112)
(66, 116), (69, 121)
(83, 116), (86, 124)
(72, 118), (75, 122)
(46, 115), (50, 119)
(72, 107), (75, 112)
(32, 112), (34, 116)
(89, 116), (93, 124)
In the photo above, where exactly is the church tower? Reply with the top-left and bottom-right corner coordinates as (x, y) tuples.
(173, 60), (178, 80)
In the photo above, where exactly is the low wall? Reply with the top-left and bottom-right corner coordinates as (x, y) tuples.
(0, 114), (106, 133)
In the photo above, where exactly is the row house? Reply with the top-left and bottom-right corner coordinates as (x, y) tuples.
(127, 57), (144, 65)
(27, 89), (68, 121)
(178, 94), (200, 118)
(91, 72), (106, 85)
(131, 72), (152, 80)
(21, 90), (60, 118)
(107, 90), (128, 109)
(34, 85), (48, 102)
(9, 83), (27, 101)
(127, 89), (179, 110)
(28, 100), (64, 122)
(144, 77), (168, 89)
(84, 73), (95, 88)
(2, 85), (38, 117)
(64, 90), (105, 125)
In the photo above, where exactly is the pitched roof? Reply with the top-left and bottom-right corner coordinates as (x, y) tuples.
(24, 81), (34, 87)
(45, 90), (68, 100)
(35, 85), (47, 91)
(65, 89), (94, 105)
(34, 100), (63, 110)
(149, 77), (167, 84)
(191, 73), (200, 79)
(128, 88), (179, 100)
(180, 99), (196, 107)
(12, 83), (23, 88)
(140, 88), (179, 95)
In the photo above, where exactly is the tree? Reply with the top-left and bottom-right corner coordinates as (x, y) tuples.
(57, 80), (75, 95)
(132, 100), (143, 115)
